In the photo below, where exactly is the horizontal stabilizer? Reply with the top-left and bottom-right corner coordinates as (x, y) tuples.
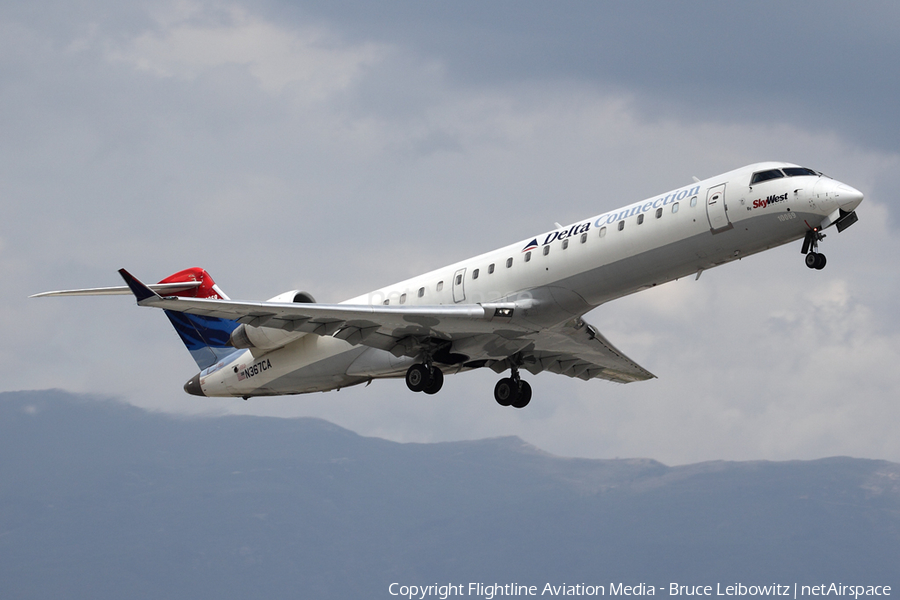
(30, 281), (201, 298)
(33, 267), (240, 371)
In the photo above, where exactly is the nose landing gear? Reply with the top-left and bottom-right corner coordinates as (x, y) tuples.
(801, 229), (827, 270)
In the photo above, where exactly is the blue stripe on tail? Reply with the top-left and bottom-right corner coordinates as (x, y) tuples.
(164, 310), (241, 370)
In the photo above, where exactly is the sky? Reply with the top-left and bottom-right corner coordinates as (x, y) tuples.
(2, 0), (899, 465)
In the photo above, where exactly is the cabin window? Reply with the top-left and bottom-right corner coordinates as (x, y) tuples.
(506, 257), (513, 268)
(656, 207), (663, 219)
(562, 239), (569, 249)
(637, 214), (644, 225)
(437, 281), (443, 291)
(581, 232), (587, 243)
(525, 251), (532, 262)
(418, 287), (424, 298)
(750, 169), (785, 185)
(399, 293), (407, 304)
(488, 263), (495, 274)
(472, 268), (479, 279)
(383, 299), (390, 305)
(543, 245), (550, 256)
(455, 274), (462, 285)
(672, 202), (679, 213)
(618, 220), (625, 231)
(599, 227), (607, 238)
(690, 196), (698, 207)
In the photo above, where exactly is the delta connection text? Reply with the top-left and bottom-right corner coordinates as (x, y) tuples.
(522, 183), (702, 253)
(387, 582), (891, 600)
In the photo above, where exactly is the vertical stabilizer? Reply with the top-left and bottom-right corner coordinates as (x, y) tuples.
(156, 268), (240, 370)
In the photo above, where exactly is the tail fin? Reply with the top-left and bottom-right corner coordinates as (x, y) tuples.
(157, 268), (240, 370)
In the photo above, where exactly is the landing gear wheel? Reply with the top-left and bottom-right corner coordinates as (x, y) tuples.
(805, 252), (827, 270)
(510, 381), (532, 409)
(494, 378), (517, 407)
(422, 367), (444, 395)
(405, 364), (429, 392)
(814, 253), (827, 270)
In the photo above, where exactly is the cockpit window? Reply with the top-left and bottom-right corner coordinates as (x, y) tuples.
(750, 169), (785, 184)
(782, 167), (819, 177)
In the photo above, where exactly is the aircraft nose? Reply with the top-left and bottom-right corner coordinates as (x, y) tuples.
(184, 373), (205, 397)
(835, 183), (864, 211)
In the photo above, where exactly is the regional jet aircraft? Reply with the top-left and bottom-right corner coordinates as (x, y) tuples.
(34, 162), (863, 408)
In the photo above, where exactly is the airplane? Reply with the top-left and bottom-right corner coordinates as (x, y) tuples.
(33, 162), (863, 408)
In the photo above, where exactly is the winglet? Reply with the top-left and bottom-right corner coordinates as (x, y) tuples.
(118, 269), (160, 303)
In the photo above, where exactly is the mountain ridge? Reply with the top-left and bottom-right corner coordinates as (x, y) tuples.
(1, 389), (897, 600)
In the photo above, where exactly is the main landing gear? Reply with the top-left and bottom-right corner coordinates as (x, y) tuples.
(493, 366), (532, 409)
(801, 229), (827, 270)
(405, 363), (444, 395)
(404, 362), (533, 408)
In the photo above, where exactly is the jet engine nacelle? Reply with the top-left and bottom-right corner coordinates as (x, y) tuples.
(228, 290), (316, 350)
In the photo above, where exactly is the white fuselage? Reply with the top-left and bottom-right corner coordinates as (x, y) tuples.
(197, 162), (863, 397)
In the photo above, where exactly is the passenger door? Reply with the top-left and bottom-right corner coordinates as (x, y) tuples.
(705, 184), (733, 233)
(452, 268), (466, 303)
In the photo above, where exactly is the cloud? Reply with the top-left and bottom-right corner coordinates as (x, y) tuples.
(105, 3), (386, 99)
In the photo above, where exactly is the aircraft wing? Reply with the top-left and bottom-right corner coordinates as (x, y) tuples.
(514, 319), (655, 383)
(118, 269), (654, 384)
